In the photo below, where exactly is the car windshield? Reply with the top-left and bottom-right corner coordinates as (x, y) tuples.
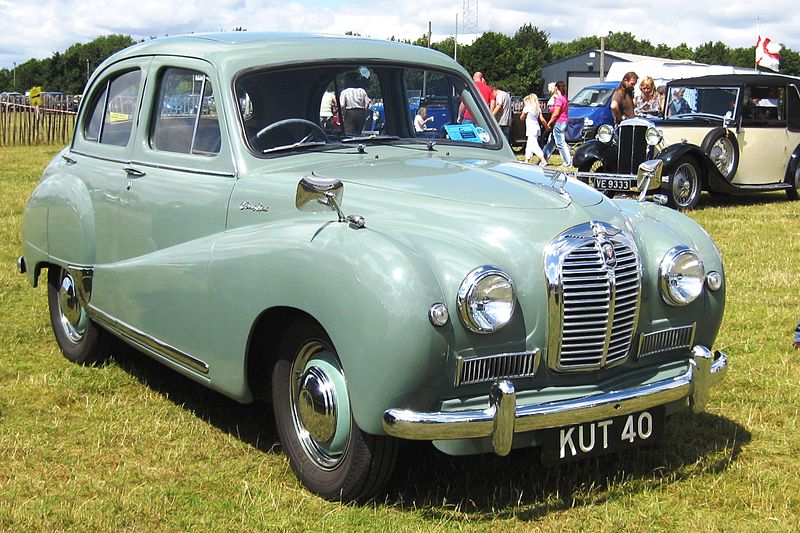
(570, 86), (614, 107)
(235, 63), (500, 154)
(665, 85), (740, 118)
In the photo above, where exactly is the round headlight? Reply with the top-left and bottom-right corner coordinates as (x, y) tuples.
(596, 124), (613, 143)
(457, 266), (516, 334)
(645, 126), (663, 146)
(659, 247), (705, 306)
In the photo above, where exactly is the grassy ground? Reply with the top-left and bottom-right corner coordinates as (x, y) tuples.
(2, 145), (800, 531)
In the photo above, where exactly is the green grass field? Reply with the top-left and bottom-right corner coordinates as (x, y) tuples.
(2, 145), (799, 531)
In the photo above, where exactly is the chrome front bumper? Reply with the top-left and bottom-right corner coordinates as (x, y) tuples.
(383, 345), (728, 456)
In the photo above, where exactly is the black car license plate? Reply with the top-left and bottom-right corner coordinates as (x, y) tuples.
(590, 177), (635, 191)
(541, 407), (665, 465)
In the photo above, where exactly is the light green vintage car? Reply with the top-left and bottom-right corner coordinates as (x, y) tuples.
(18, 33), (728, 501)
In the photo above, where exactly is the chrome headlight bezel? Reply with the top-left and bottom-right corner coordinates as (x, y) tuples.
(596, 124), (613, 143)
(659, 246), (705, 306)
(457, 266), (516, 334)
(645, 126), (663, 146)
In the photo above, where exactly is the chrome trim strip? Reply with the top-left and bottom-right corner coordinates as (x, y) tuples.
(88, 306), (210, 375)
(383, 346), (728, 453)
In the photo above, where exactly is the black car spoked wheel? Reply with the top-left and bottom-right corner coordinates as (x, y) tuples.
(47, 266), (110, 365)
(701, 128), (739, 181)
(272, 322), (398, 502)
(667, 156), (703, 211)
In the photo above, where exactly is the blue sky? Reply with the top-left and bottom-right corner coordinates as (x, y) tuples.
(1, 0), (797, 69)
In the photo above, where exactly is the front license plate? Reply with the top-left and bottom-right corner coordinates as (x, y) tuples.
(589, 177), (635, 191)
(540, 407), (665, 465)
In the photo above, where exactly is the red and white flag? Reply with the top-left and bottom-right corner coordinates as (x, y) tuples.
(756, 35), (781, 71)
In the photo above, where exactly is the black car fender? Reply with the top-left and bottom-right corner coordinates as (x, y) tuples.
(784, 142), (800, 185)
(658, 142), (735, 194)
(574, 139), (616, 171)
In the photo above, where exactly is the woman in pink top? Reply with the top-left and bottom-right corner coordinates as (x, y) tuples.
(542, 80), (572, 167)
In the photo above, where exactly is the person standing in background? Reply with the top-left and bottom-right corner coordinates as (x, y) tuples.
(459, 71), (494, 123)
(542, 80), (572, 167)
(491, 86), (513, 142)
(611, 71), (638, 124)
(520, 93), (548, 166)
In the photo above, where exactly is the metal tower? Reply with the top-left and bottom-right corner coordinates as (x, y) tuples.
(462, 0), (478, 33)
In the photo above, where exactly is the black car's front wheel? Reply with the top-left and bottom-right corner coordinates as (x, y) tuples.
(667, 156), (703, 211)
(47, 266), (111, 365)
(272, 322), (398, 502)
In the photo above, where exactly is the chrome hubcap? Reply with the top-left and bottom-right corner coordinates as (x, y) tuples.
(709, 137), (734, 176)
(58, 271), (86, 343)
(673, 163), (698, 206)
(297, 366), (337, 442)
(290, 340), (349, 470)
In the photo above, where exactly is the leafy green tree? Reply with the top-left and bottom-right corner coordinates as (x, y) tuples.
(510, 24), (550, 95)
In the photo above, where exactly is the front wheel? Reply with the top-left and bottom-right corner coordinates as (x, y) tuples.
(272, 322), (398, 501)
(666, 156), (703, 211)
(47, 266), (111, 365)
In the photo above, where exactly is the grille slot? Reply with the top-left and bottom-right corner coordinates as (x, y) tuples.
(617, 123), (649, 174)
(638, 324), (696, 358)
(456, 350), (540, 387)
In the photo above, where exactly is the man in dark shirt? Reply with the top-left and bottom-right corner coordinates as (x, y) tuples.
(610, 71), (638, 124)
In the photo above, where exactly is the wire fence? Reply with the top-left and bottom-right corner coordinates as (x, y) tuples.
(0, 94), (79, 146)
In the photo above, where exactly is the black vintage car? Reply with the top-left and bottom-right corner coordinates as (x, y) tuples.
(573, 73), (800, 210)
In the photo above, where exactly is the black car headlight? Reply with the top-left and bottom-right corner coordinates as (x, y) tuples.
(659, 246), (705, 306)
(596, 124), (613, 143)
(645, 126), (663, 146)
(457, 266), (516, 333)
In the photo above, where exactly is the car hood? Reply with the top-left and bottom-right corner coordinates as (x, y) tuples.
(313, 155), (604, 209)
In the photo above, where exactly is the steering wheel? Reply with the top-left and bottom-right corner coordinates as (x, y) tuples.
(255, 118), (329, 144)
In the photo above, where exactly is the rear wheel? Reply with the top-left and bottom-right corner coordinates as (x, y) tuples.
(47, 266), (110, 365)
(271, 322), (398, 501)
(787, 165), (800, 200)
(666, 156), (703, 211)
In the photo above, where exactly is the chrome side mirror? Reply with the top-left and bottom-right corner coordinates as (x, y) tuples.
(296, 175), (346, 222)
(635, 159), (663, 202)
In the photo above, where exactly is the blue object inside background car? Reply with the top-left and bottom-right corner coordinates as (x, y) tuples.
(569, 81), (618, 140)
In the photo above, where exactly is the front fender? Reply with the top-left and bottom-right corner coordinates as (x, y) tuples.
(573, 139), (615, 170)
(207, 219), (451, 435)
(658, 143), (732, 193)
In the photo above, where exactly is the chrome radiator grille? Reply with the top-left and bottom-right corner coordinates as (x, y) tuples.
(638, 324), (696, 358)
(546, 222), (641, 372)
(455, 350), (540, 387)
(616, 122), (649, 174)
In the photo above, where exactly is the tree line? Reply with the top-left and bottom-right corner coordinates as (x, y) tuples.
(2, 27), (798, 98)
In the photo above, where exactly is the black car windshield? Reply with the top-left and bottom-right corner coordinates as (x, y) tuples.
(571, 86), (615, 107)
(665, 86), (740, 118)
(235, 63), (501, 154)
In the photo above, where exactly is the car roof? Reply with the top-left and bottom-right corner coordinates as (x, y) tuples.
(668, 73), (800, 87)
(95, 32), (464, 79)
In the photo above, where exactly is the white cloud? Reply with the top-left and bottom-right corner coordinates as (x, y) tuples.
(1, 0), (798, 68)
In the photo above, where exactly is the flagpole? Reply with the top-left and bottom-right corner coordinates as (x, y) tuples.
(755, 17), (760, 70)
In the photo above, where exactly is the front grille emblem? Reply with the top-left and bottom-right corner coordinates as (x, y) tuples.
(600, 241), (617, 268)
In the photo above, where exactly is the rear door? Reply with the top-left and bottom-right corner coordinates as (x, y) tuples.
(735, 84), (790, 184)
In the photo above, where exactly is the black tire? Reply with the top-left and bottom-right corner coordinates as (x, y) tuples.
(47, 266), (111, 365)
(666, 155), (703, 211)
(578, 159), (604, 174)
(271, 322), (398, 502)
(701, 128), (739, 181)
(787, 165), (800, 200)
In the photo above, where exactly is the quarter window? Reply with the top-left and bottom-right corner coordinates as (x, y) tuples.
(151, 68), (220, 155)
(84, 70), (142, 146)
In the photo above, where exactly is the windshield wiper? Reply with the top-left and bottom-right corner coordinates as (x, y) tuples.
(341, 134), (400, 143)
(262, 140), (327, 154)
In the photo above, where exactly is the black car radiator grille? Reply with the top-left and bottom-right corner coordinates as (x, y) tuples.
(546, 223), (642, 372)
(617, 123), (649, 174)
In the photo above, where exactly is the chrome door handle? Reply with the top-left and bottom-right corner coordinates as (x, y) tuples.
(123, 166), (146, 178)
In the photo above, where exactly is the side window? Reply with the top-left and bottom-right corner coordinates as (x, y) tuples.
(152, 68), (220, 155)
(744, 85), (785, 123)
(788, 84), (800, 132)
(84, 70), (141, 146)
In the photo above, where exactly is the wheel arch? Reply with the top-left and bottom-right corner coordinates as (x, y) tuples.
(659, 142), (735, 194)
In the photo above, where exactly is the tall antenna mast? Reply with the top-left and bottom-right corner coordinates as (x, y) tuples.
(462, 0), (478, 34)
